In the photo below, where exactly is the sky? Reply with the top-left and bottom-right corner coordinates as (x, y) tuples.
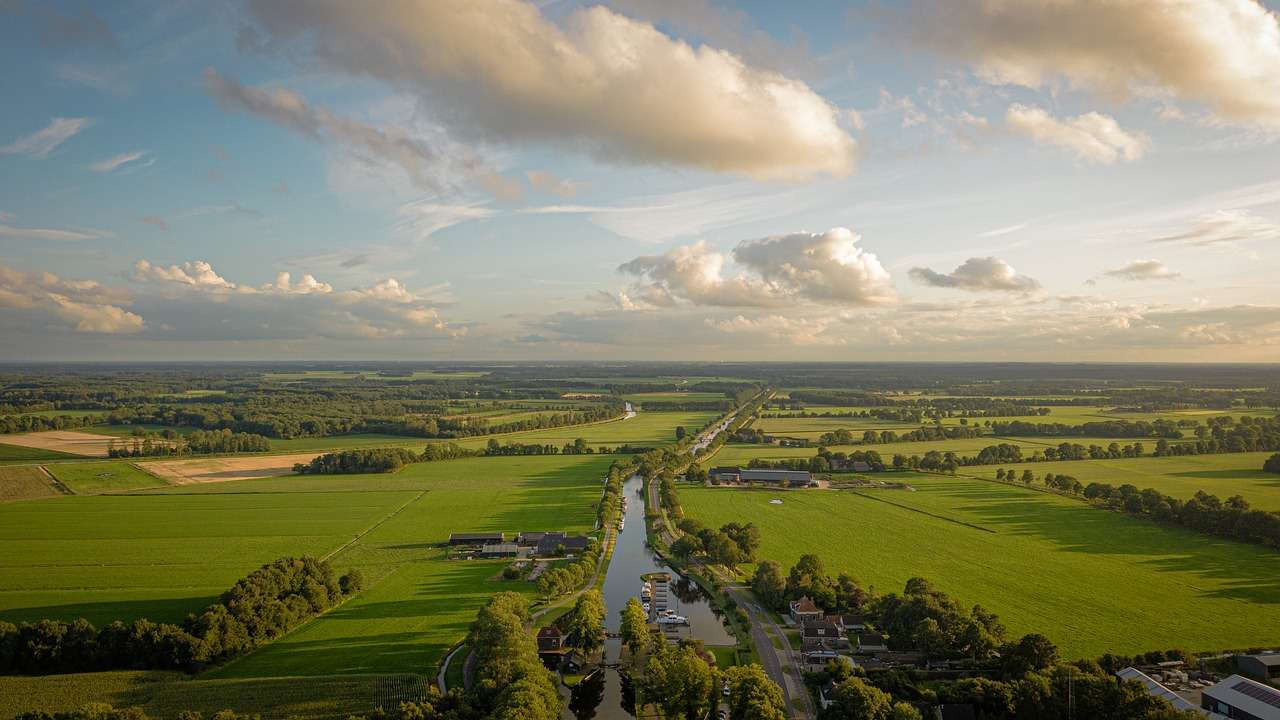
(2, 0), (1279, 362)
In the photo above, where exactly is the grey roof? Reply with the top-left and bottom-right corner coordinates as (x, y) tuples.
(1115, 668), (1200, 713)
(739, 469), (812, 482)
(1242, 654), (1280, 667)
(1204, 675), (1280, 719)
(481, 543), (518, 554)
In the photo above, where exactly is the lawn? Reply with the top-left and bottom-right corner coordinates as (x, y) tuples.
(0, 488), (419, 626)
(47, 460), (168, 494)
(205, 454), (612, 677)
(967, 452), (1280, 511)
(681, 474), (1280, 659)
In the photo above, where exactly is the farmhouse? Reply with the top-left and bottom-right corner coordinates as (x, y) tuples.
(802, 620), (851, 653)
(537, 626), (565, 653)
(448, 532), (504, 546)
(480, 542), (518, 559)
(1236, 653), (1280, 681)
(1201, 674), (1280, 719)
(535, 532), (591, 556)
(790, 596), (823, 624)
(824, 613), (865, 632)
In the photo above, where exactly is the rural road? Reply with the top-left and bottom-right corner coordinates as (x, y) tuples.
(646, 477), (814, 719)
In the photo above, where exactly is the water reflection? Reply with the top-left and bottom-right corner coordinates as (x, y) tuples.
(569, 474), (734, 719)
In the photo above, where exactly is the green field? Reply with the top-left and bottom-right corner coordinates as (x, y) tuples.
(681, 475), (1280, 659)
(968, 452), (1280, 510)
(0, 443), (82, 464)
(9, 409), (110, 419)
(47, 461), (168, 494)
(451, 409), (720, 449)
(0, 670), (430, 720)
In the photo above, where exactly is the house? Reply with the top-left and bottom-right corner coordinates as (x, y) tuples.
(1202, 674), (1280, 719)
(480, 542), (518, 558)
(933, 705), (977, 720)
(856, 632), (889, 653)
(804, 650), (843, 671)
(517, 531), (551, 546)
(536, 626), (565, 653)
(1236, 653), (1280, 681)
(802, 620), (851, 652)
(1116, 667), (1202, 716)
(823, 614), (866, 633)
(789, 596), (823, 625)
(448, 532), (504, 546)
(708, 466), (741, 483)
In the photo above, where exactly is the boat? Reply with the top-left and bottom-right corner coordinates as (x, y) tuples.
(655, 611), (688, 626)
(642, 601), (651, 613)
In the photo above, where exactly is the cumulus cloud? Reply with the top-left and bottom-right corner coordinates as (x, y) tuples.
(1006, 104), (1148, 164)
(0, 265), (142, 334)
(88, 150), (149, 173)
(909, 256), (1040, 293)
(906, 0), (1280, 127)
(1150, 209), (1280, 246)
(125, 258), (458, 340)
(617, 227), (895, 308)
(1103, 260), (1181, 282)
(240, 0), (854, 180)
(706, 314), (842, 346)
(0, 117), (92, 158)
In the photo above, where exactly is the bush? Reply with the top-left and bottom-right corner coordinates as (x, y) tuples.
(1264, 453), (1280, 474)
(339, 569), (365, 594)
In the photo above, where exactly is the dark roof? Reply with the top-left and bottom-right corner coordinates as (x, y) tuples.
(1242, 654), (1280, 667)
(791, 596), (820, 614)
(537, 626), (563, 638)
(709, 466), (741, 475)
(536, 533), (591, 554)
(739, 469), (812, 482)
(858, 632), (887, 644)
(935, 705), (977, 720)
(803, 622), (842, 638)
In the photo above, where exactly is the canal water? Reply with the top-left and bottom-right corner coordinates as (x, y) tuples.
(569, 474), (734, 719)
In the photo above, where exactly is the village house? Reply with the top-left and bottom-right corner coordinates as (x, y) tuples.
(790, 595), (823, 625)
(802, 619), (852, 653)
(536, 626), (565, 653)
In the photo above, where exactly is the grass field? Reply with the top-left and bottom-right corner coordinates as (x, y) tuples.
(47, 461), (167, 494)
(202, 454), (611, 677)
(450, 409), (720, 449)
(0, 466), (59, 502)
(0, 443), (83, 464)
(0, 670), (431, 720)
(967, 452), (1280, 511)
(681, 475), (1280, 659)
(625, 391), (728, 403)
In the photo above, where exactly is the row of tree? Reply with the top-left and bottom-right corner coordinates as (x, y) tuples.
(107, 429), (271, 458)
(1078, 484), (1280, 550)
(0, 413), (100, 435)
(294, 448), (421, 474)
(0, 557), (361, 675)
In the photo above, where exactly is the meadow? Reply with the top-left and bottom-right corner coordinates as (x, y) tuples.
(680, 474), (1280, 659)
(0, 443), (81, 464)
(47, 460), (168, 494)
(967, 452), (1280, 510)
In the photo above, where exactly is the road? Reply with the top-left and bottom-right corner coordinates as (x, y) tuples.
(646, 477), (813, 719)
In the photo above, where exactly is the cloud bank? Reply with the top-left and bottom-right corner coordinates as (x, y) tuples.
(0, 265), (142, 334)
(241, 0), (854, 180)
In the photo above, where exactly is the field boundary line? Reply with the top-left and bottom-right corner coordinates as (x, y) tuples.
(36, 465), (74, 495)
(846, 489), (997, 534)
(323, 489), (429, 562)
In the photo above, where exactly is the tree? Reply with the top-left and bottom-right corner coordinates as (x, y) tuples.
(619, 598), (650, 658)
(724, 664), (786, 720)
(645, 643), (715, 720)
(671, 535), (703, 560)
(1265, 453), (1280, 473)
(565, 590), (605, 653)
(1002, 633), (1059, 677)
(822, 676), (893, 719)
(751, 561), (787, 610)
(675, 426), (687, 440)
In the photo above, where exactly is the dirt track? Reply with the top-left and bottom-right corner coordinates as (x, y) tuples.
(142, 453), (323, 484)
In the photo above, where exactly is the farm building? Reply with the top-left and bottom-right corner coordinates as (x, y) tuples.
(534, 532), (591, 556)
(790, 595), (823, 624)
(1237, 653), (1280, 681)
(1201, 675), (1280, 719)
(1116, 667), (1203, 715)
(480, 543), (518, 558)
(709, 466), (814, 486)
(448, 532), (504, 546)
(856, 632), (889, 653)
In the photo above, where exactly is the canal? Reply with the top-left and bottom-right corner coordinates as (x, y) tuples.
(569, 473), (734, 719)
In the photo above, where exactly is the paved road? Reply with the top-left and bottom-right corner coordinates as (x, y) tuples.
(647, 478), (813, 719)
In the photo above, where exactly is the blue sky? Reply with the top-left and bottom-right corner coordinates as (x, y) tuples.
(2, 0), (1279, 361)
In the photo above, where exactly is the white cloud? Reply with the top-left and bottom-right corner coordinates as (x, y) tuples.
(88, 150), (148, 173)
(264, 271), (333, 295)
(707, 314), (842, 346)
(132, 260), (237, 290)
(0, 222), (106, 242)
(909, 256), (1040, 293)
(0, 264), (142, 334)
(1006, 104), (1148, 164)
(617, 227), (895, 308)
(396, 199), (497, 242)
(1103, 259), (1181, 282)
(1149, 209), (1280, 247)
(0, 117), (92, 158)
(242, 0), (854, 180)
(907, 0), (1280, 127)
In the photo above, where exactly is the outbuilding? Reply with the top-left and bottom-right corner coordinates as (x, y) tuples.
(449, 532), (504, 546)
(1237, 653), (1280, 681)
(1202, 674), (1280, 719)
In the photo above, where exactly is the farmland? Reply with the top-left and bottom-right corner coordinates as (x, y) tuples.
(46, 461), (167, 494)
(681, 474), (1280, 658)
(0, 466), (60, 502)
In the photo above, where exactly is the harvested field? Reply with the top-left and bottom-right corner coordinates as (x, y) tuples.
(0, 430), (115, 457)
(141, 453), (322, 484)
(0, 466), (61, 502)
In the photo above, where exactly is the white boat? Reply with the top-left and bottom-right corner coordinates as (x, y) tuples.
(656, 612), (688, 626)
(642, 602), (651, 613)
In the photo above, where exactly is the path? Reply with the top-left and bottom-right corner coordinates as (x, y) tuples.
(437, 644), (465, 693)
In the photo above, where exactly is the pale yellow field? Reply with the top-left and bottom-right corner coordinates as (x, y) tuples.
(141, 453), (322, 484)
(0, 430), (115, 457)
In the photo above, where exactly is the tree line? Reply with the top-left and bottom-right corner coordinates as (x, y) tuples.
(0, 557), (361, 675)
(0, 413), (100, 435)
(107, 429), (271, 457)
